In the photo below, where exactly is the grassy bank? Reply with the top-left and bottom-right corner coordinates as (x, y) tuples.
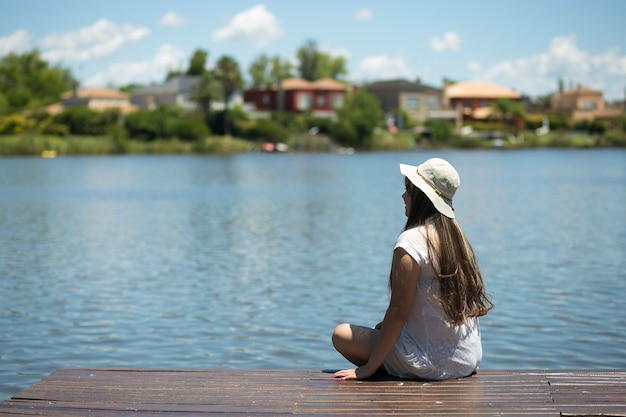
(1, 129), (624, 157)
(0, 134), (253, 156)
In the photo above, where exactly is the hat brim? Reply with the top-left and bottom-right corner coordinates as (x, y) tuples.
(400, 163), (455, 218)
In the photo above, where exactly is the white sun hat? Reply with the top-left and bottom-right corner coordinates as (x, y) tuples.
(400, 158), (460, 218)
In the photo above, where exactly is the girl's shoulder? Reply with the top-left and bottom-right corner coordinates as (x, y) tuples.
(395, 226), (430, 264)
(397, 222), (433, 243)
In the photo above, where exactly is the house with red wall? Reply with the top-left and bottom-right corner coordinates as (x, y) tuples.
(244, 77), (348, 117)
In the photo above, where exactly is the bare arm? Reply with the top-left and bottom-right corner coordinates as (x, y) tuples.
(334, 248), (419, 380)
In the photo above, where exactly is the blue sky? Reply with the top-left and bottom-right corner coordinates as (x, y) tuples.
(2, 0), (625, 100)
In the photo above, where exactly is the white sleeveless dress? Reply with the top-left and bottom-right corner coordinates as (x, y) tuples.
(382, 225), (482, 380)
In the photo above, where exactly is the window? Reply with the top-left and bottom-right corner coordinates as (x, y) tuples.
(316, 94), (327, 107)
(406, 97), (419, 110)
(426, 96), (440, 109)
(463, 99), (472, 109)
(580, 101), (597, 110)
(262, 94), (270, 105)
(480, 99), (489, 108)
(297, 93), (312, 110)
(331, 94), (344, 109)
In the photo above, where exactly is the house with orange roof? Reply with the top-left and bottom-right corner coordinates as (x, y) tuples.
(443, 81), (521, 121)
(550, 85), (620, 121)
(46, 87), (137, 115)
(243, 77), (348, 117)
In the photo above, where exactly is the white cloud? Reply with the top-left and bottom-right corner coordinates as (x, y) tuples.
(40, 18), (149, 62)
(467, 61), (481, 72)
(211, 4), (284, 48)
(353, 9), (373, 21)
(159, 11), (187, 27)
(470, 34), (626, 100)
(354, 54), (412, 82)
(429, 31), (461, 52)
(0, 29), (32, 56)
(320, 45), (350, 59)
(84, 43), (185, 87)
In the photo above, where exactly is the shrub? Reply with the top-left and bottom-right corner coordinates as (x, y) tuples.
(524, 113), (546, 130)
(240, 119), (289, 142)
(124, 110), (166, 141)
(0, 113), (32, 134)
(171, 117), (210, 141)
(41, 122), (69, 136)
(424, 119), (453, 140)
(53, 107), (107, 135)
(329, 119), (359, 147)
(209, 106), (249, 136)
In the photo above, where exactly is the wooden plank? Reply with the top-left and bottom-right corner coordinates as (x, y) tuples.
(1, 369), (624, 416)
(545, 370), (626, 417)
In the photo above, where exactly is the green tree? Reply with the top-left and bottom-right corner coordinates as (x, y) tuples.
(297, 39), (320, 81)
(296, 39), (347, 81)
(53, 107), (106, 135)
(187, 49), (208, 76)
(0, 49), (73, 114)
(248, 53), (271, 88)
(191, 70), (222, 128)
(215, 55), (243, 136)
(118, 83), (145, 94)
(318, 53), (347, 80)
(124, 104), (179, 141)
(248, 54), (292, 89)
(491, 99), (525, 135)
(270, 56), (292, 83)
(332, 89), (384, 147)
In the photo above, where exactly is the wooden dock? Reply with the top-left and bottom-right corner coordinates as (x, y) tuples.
(1, 368), (625, 416)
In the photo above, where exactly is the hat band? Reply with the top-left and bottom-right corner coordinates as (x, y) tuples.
(416, 168), (453, 204)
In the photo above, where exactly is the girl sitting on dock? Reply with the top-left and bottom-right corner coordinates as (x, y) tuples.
(332, 158), (493, 381)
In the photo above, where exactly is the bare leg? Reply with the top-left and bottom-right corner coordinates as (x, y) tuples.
(332, 323), (380, 366)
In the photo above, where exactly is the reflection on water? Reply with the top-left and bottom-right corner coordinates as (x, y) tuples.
(1, 150), (625, 399)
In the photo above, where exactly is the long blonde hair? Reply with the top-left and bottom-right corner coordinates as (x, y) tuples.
(400, 177), (493, 325)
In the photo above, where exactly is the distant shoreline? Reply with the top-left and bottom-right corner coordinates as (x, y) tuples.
(0, 130), (624, 157)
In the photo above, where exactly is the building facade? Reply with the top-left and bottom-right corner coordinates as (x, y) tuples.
(46, 87), (137, 115)
(132, 76), (201, 111)
(550, 85), (620, 121)
(364, 79), (443, 123)
(243, 77), (347, 117)
(443, 81), (521, 120)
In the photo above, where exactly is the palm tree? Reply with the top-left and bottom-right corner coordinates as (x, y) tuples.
(270, 57), (292, 113)
(215, 56), (243, 136)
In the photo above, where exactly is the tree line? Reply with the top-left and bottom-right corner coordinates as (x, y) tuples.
(2, 39), (624, 152)
(0, 39), (384, 148)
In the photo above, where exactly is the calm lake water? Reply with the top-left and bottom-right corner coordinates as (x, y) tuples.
(1, 149), (625, 399)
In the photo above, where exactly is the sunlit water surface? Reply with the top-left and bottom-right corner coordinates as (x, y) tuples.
(1, 149), (625, 399)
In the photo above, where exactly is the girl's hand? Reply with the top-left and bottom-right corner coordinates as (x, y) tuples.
(332, 366), (376, 381)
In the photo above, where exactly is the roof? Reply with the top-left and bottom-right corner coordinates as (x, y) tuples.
(365, 79), (441, 94)
(271, 77), (347, 91)
(558, 86), (602, 97)
(87, 101), (138, 115)
(445, 81), (520, 99)
(61, 88), (129, 100)
(312, 78), (347, 91)
(44, 101), (138, 115)
(280, 77), (314, 90)
(133, 75), (200, 96)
